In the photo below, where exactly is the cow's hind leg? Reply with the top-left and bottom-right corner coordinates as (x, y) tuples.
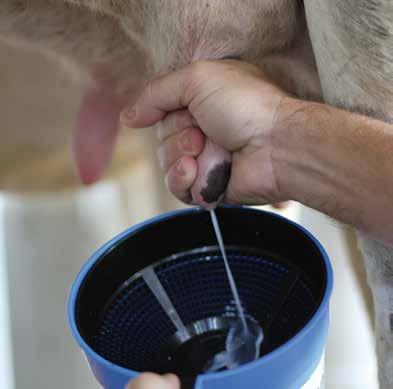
(358, 234), (393, 388)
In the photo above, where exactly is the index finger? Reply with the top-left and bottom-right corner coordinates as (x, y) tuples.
(120, 62), (211, 129)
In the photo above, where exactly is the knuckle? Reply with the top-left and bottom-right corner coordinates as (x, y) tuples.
(174, 110), (190, 130)
(189, 61), (208, 76)
(160, 110), (191, 140)
(183, 62), (209, 103)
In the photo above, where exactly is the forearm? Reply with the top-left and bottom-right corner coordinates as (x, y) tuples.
(273, 97), (393, 245)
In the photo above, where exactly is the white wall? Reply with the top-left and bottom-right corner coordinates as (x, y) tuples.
(0, 197), (15, 389)
(0, 177), (157, 389)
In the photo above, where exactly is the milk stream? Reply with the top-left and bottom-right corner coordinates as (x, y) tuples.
(209, 209), (248, 332)
(141, 209), (258, 371)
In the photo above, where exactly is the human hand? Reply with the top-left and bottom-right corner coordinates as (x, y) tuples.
(126, 373), (180, 389)
(272, 201), (291, 210)
(121, 60), (291, 209)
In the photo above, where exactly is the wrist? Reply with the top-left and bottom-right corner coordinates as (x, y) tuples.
(270, 96), (312, 202)
(270, 96), (393, 244)
(270, 96), (359, 215)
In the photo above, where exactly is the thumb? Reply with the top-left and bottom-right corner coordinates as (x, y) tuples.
(126, 373), (180, 389)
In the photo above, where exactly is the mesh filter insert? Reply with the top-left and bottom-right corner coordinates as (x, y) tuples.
(92, 246), (317, 375)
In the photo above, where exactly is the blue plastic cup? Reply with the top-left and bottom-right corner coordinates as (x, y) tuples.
(68, 206), (333, 389)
